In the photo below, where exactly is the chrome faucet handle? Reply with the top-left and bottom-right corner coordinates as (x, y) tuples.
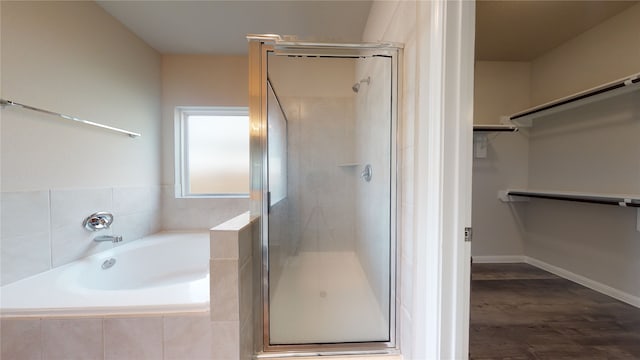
(361, 164), (372, 182)
(83, 212), (114, 231)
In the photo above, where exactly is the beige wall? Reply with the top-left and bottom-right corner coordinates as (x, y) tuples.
(0, 1), (163, 284)
(530, 3), (640, 105)
(471, 62), (530, 258)
(523, 3), (640, 299)
(161, 55), (248, 185)
(1, 1), (161, 192)
(474, 61), (530, 125)
(160, 55), (249, 230)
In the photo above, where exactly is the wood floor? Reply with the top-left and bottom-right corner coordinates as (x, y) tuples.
(470, 263), (640, 360)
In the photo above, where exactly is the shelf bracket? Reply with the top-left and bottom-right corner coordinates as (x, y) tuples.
(498, 190), (529, 203)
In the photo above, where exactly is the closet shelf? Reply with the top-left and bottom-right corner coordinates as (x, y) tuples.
(499, 189), (640, 208)
(337, 163), (360, 167)
(507, 73), (640, 127)
(473, 125), (519, 133)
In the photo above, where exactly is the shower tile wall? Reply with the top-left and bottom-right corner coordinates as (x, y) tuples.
(0, 186), (161, 285)
(285, 97), (357, 253)
(267, 94), (357, 292)
(354, 57), (393, 313)
(265, 57), (360, 291)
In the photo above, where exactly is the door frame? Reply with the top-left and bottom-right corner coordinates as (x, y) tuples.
(409, 1), (475, 358)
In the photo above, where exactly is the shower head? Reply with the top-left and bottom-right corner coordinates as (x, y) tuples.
(352, 76), (371, 93)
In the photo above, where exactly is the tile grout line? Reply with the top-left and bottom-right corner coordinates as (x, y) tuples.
(48, 190), (53, 271)
(102, 317), (106, 360)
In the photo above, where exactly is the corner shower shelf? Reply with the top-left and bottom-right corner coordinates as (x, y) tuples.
(0, 99), (141, 138)
(506, 73), (640, 127)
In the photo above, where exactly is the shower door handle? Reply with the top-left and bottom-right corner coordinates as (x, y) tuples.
(361, 164), (372, 182)
(267, 191), (271, 213)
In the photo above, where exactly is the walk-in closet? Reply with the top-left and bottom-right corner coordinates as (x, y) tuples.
(470, 1), (640, 358)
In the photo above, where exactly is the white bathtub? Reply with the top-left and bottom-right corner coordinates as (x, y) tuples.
(0, 231), (210, 317)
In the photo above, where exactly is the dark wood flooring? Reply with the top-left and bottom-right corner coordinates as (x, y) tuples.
(470, 263), (640, 360)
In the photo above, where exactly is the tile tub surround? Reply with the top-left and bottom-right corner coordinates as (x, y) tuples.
(1, 212), (254, 360)
(0, 313), (229, 360)
(210, 211), (255, 360)
(0, 186), (161, 285)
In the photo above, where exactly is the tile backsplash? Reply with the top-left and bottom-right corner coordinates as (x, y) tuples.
(0, 186), (161, 285)
(160, 185), (249, 231)
(1, 185), (250, 286)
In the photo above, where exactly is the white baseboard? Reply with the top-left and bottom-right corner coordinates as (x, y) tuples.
(524, 257), (640, 309)
(471, 254), (640, 309)
(471, 255), (525, 263)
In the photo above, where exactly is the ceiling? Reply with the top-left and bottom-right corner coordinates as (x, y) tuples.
(476, 0), (638, 61)
(97, 1), (372, 55)
(98, 1), (638, 59)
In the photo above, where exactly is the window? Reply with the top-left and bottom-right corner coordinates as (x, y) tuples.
(176, 107), (249, 197)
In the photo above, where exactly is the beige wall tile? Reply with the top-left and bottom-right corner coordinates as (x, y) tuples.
(104, 317), (163, 360)
(42, 318), (103, 360)
(239, 319), (253, 360)
(210, 321), (239, 360)
(1, 319), (42, 360)
(239, 258), (253, 326)
(238, 227), (252, 266)
(210, 230), (239, 260)
(163, 315), (212, 360)
(210, 259), (239, 321)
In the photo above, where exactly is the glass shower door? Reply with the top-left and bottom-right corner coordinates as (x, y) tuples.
(265, 53), (394, 346)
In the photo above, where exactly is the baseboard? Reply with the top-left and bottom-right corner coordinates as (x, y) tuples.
(524, 257), (640, 309)
(471, 255), (526, 263)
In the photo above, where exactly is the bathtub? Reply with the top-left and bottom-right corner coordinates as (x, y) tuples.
(0, 231), (210, 317)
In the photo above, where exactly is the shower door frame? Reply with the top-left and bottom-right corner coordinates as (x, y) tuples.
(248, 35), (402, 356)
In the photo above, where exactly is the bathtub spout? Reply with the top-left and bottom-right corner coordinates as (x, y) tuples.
(94, 235), (123, 243)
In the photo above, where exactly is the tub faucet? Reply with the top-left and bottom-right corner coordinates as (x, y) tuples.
(94, 235), (123, 243)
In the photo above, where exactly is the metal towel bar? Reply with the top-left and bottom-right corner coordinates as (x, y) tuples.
(0, 99), (141, 138)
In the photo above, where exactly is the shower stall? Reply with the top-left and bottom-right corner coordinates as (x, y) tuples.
(248, 35), (401, 355)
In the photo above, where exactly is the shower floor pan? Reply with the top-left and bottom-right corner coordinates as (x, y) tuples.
(270, 251), (388, 344)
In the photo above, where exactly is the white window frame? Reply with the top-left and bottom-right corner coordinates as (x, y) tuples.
(174, 106), (250, 198)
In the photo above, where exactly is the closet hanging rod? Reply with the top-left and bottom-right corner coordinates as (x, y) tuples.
(509, 73), (640, 123)
(0, 99), (141, 138)
(473, 125), (519, 132)
(506, 190), (640, 208)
